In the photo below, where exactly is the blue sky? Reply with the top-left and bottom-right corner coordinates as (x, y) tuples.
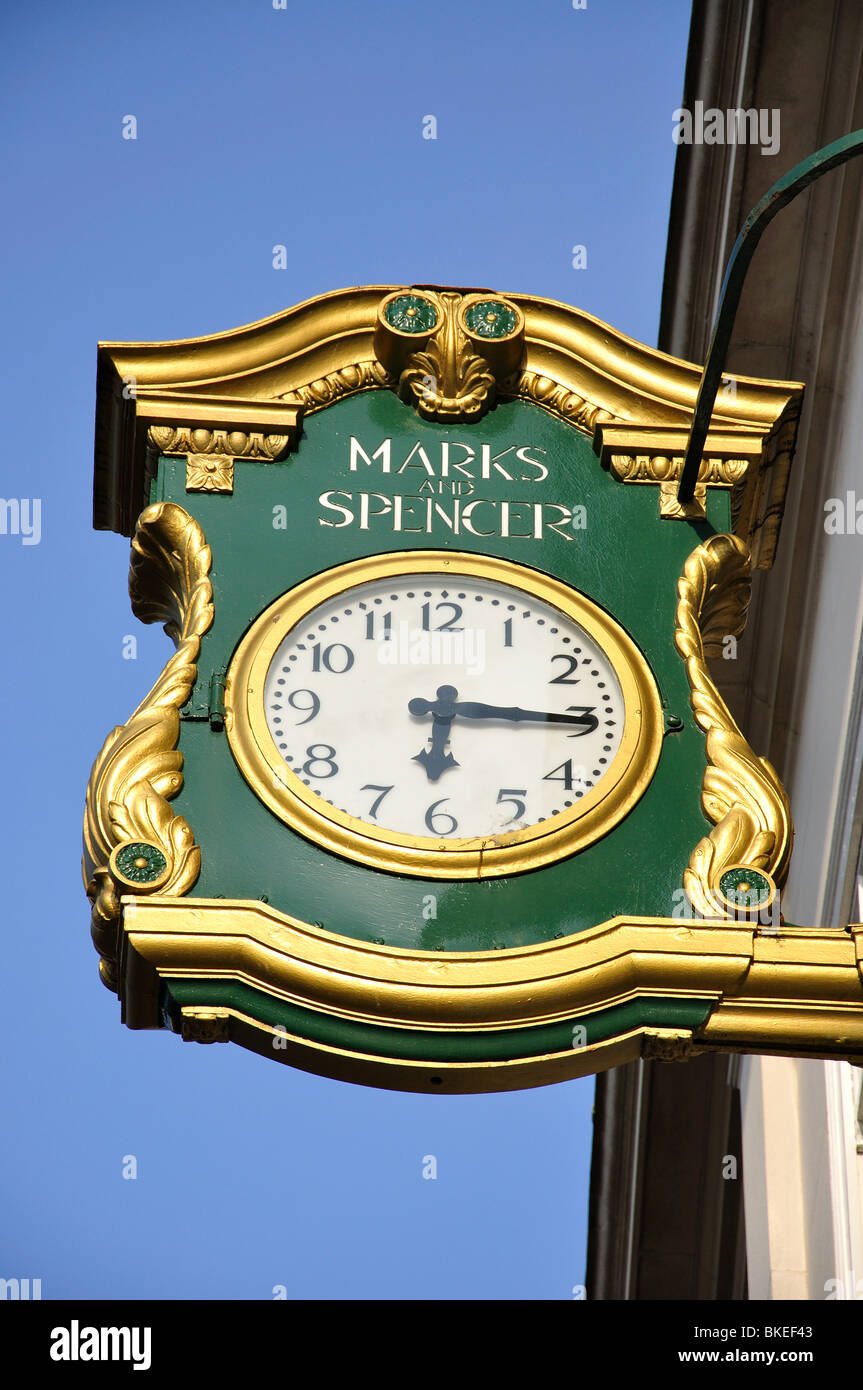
(0, 0), (691, 1299)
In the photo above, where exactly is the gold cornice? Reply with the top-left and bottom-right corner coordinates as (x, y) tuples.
(597, 418), (799, 567)
(82, 502), (213, 990)
(98, 287), (798, 432)
(675, 534), (793, 917)
(117, 897), (863, 1091)
(607, 447), (750, 522)
(139, 397), (302, 439)
(122, 902), (746, 1030)
(145, 416), (301, 497)
(146, 422), (296, 462)
(603, 429), (762, 466)
(94, 284), (803, 544)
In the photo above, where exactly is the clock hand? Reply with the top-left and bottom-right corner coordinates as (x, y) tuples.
(451, 701), (599, 734)
(409, 687), (600, 782)
(408, 684), (460, 782)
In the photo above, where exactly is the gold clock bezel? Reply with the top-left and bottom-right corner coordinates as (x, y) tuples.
(224, 550), (663, 879)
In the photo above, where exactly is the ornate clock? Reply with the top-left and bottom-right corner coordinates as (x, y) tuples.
(225, 551), (662, 877)
(83, 283), (863, 1091)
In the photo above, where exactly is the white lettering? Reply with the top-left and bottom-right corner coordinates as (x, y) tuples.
(397, 442), (435, 475)
(317, 491), (354, 527)
(359, 492), (392, 530)
(349, 436), (392, 473)
(516, 446), (548, 482)
(49, 1321), (151, 1372)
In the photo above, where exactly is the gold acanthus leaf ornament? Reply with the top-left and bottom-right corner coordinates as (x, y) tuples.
(675, 533), (792, 917)
(82, 502), (214, 990)
(400, 292), (496, 421)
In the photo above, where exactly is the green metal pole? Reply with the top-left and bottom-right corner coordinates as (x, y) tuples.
(678, 128), (863, 503)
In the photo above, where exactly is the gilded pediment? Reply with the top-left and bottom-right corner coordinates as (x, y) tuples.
(95, 283), (802, 567)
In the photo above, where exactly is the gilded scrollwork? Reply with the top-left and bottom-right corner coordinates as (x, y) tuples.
(675, 533), (792, 917)
(82, 502), (214, 989)
(398, 291), (497, 421)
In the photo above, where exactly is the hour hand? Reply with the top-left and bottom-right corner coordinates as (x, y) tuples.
(409, 684), (460, 782)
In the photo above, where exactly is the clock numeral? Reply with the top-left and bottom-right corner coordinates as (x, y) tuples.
(421, 601), (464, 632)
(496, 787), (527, 822)
(302, 744), (339, 779)
(503, 618), (514, 647)
(310, 643), (355, 674)
(543, 759), (577, 790)
(549, 654), (580, 684)
(565, 706), (598, 736)
(287, 689), (320, 724)
(365, 612), (392, 641)
(361, 784), (393, 820)
(424, 798), (458, 835)
(542, 761), (590, 790)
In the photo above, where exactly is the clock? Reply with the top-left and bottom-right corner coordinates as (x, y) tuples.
(224, 551), (663, 878)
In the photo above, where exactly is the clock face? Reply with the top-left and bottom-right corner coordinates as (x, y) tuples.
(262, 573), (625, 839)
(225, 552), (663, 878)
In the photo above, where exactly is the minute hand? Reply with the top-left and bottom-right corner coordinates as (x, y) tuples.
(452, 701), (598, 732)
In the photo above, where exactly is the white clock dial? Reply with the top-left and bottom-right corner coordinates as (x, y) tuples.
(262, 571), (625, 839)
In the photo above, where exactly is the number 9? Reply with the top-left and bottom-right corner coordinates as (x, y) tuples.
(287, 689), (320, 725)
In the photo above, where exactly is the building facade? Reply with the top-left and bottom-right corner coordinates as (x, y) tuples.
(588, 0), (863, 1299)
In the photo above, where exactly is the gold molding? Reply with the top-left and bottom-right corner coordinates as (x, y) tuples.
(608, 457), (751, 481)
(82, 502), (214, 990)
(118, 897), (863, 1091)
(281, 359), (392, 410)
(94, 284), (803, 548)
(180, 1007), (230, 1043)
(674, 534), (793, 917)
(509, 368), (615, 434)
(607, 448), (750, 522)
(97, 286), (800, 434)
(146, 416), (301, 498)
(222, 550), (664, 879)
(642, 1028), (700, 1061)
(147, 423), (295, 462)
(597, 419), (799, 568)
